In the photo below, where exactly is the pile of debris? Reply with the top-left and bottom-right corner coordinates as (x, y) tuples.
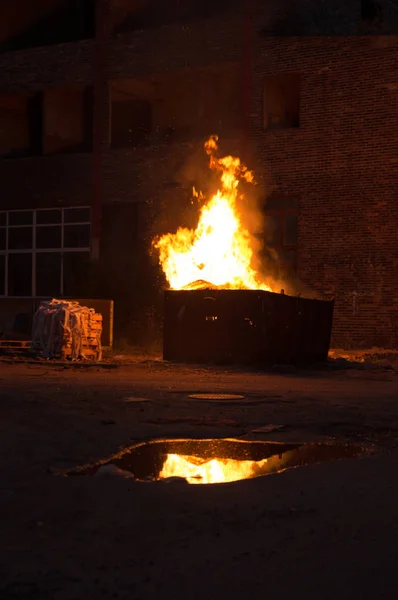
(31, 299), (102, 361)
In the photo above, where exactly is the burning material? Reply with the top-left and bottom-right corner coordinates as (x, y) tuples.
(154, 135), (272, 291)
(154, 136), (335, 365)
(31, 299), (102, 361)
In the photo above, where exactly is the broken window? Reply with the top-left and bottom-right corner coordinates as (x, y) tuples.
(43, 85), (93, 155)
(263, 74), (300, 130)
(361, 0), (382, 22)
(0, 207), (91, 297)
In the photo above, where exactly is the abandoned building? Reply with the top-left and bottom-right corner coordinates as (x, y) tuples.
(0, 0), (397, 349)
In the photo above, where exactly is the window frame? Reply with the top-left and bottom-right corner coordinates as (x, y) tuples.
(0, 207), (91, 298)
(262, 73), (301, 131)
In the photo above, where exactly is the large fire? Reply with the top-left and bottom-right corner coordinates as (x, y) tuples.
(159, 453), (269, 484)
(153, 136), (272, 291)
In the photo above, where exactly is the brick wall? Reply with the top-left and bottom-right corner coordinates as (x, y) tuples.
(0, 4), (398, 347)
(251, 36), (398, 348)
(0, 40), (94, 92)
(0, 11), (243, 206)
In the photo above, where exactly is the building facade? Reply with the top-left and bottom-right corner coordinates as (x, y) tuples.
(0, 0), (397, 347)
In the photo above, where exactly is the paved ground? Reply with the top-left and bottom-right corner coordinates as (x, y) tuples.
(1, 358), (398, 599)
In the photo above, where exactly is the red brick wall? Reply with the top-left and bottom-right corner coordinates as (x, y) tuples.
(0, 7), (398, 347)
(0, 40), (94, 92)
(0, 14), (243, 206)
(251, 36), (398, 347)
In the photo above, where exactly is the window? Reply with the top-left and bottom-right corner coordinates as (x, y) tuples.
(0, 85), (93, 158)
(0, 207), (91, 297)
(263, 74), (300, 130)
(0, 92), (42, 158)
(110, 65), (241, 148)
(263, 196), (299, 271)
(43, 85), (93, 154)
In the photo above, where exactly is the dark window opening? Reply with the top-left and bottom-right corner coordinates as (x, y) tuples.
(262, 196), (299, 273)
(0, 0), (96, 53)
(0, 92), (42, 158)
(0, 86), (92, 159)
(361, 0), (382, 22)
(43, 85), (93, 155)
(263, 74), (300, 130)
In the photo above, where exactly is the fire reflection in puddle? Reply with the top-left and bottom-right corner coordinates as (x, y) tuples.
(66, 439), (367, 485)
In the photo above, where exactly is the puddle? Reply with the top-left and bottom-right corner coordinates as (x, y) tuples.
(66, 438), (367, 485)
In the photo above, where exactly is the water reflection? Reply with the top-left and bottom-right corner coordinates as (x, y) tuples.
(68, 438), (365, 484)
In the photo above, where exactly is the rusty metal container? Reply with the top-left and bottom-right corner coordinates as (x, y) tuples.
(163, 289), (334, 365)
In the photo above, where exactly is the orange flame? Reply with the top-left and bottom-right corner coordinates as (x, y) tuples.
(153, 135), (272, 291)
(159, 453), (269, 484)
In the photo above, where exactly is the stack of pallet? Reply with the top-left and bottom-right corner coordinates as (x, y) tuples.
(31, 299), (103, 361)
